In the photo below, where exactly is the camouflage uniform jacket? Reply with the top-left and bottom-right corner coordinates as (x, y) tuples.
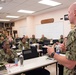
(0, 49), (17, 64)
(64, 27), (76, 75)
(59, 38), (64, 43)
(31, 38), (37, 44)
(40, 37), (47, 42)
(19, 41), (30, 50)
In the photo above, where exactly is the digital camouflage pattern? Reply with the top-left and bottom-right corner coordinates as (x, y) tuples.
(0, 49), (17, 64)
(64, 27), (76, 75)
(31, 38), (37, 44)
(19, 41), (30, 50)
(40, 37), (47, 42)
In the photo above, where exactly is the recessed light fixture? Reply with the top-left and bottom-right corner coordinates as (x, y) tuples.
(38, 0), (61, 6)
(0, 19), (10, 21)
(0, 7), (3, 10)
(17, 10), (35, 13)
(1, 0), (5, 1)
(6, 15), (19, 18)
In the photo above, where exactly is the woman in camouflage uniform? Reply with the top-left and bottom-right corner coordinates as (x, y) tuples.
(19, 37), (30, 50)
(0, 40), (17, 70)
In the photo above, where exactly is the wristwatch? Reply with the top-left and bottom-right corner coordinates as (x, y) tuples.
(51, 52), (55, 58)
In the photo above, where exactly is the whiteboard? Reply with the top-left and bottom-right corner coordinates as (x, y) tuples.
(35, 22), (64, 39)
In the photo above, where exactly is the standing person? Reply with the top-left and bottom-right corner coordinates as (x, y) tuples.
(19, 37), (30, 50)
(46, 2), (76, 75)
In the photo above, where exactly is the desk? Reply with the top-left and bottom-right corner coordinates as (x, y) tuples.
(3, 55), (57, 75)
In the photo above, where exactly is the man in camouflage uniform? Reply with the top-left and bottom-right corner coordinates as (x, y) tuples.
(40, 34), (47, 42)
(46, 2), (76, 75)
(59, 35), (64, 43)
(30, 35), (37, 44)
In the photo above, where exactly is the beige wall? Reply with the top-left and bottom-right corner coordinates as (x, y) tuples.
(34, 8), (68, 25)
(13, 7), (71, 38)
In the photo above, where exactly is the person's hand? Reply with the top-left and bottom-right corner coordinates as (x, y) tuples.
(60, 43), (66, 51)
(44, 46), (55, 55)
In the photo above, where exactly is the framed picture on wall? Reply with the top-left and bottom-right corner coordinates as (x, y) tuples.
(64, 14), (69, 20)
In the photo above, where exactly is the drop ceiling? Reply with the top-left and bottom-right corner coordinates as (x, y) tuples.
(0, 0), (76, 22)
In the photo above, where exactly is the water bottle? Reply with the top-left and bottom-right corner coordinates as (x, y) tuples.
(19, 55), (24, 66)
(56, 45), (60, 54)
(56, 49), (60, 54)
(15, 58), (18, 66)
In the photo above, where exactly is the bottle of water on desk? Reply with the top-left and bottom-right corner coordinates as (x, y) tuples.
(15, 58), (18, 66)
(19, 55), (24, 66)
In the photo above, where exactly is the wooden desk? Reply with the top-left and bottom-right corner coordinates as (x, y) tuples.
(2, 55), (57, 75)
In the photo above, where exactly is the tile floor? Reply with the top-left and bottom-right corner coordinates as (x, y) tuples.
(45, 64), (58, 75)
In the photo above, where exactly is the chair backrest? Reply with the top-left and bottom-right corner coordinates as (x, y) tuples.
(42, 47), (47, 55)
(43, 39), (50, 45)
(53, 39), (59, 44)
(22, 46), (39, 60)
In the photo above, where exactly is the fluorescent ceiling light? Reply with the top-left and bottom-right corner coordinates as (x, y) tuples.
(38, 0), (61, 6)
(6, 15), (19, 18)
(17, 10), (35, 13)
(0, 7), (3, 10)
(0, 19), (10, 21)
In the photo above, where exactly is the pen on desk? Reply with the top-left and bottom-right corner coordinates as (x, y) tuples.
(46, 57), (53, 60)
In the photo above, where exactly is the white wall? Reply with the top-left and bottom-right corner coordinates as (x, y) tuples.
(13, 16), (35, 37)
(34, 8), (68, 25)
(13, 7), (71, 38)
(13, 19), (27, 37)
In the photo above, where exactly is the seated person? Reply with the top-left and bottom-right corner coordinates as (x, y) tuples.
(6, 34), (14, 48)
(40, 34), (47, 42)
(0, 40), (18, 70)
(59, 35), (64, 43)
(13, 34), (21, 49)
(0, 36), (5, 49)
(30, 35), (37, 44)
(25, 35), (30, 43)
(19, 37), (30, 50)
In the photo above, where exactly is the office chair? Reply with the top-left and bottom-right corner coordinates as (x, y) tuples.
(42, 47), (47, 55)
(25, 68), (50, 75)
(22, 48), (50, 75)
(53, 39), (59, 44)
(22, 47), (39, 60)
(43, 39), (50, 46)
